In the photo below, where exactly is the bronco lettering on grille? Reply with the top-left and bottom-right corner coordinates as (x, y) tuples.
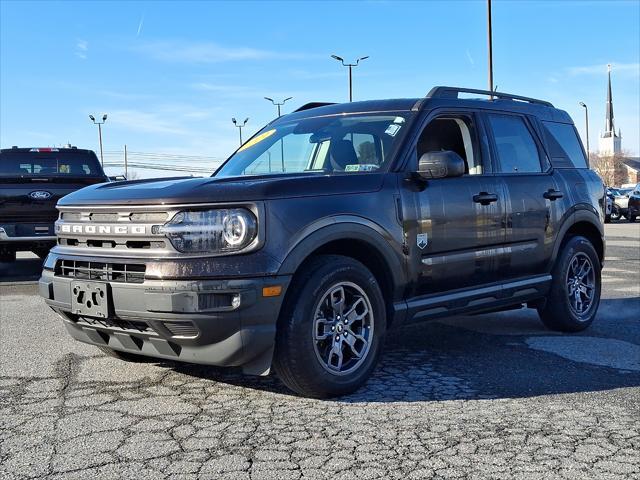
(58, 224), (148, 235)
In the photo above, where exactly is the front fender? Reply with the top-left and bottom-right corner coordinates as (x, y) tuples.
(277, 215), (407, 300)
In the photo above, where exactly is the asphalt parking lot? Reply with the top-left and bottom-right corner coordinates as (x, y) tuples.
(1, 223), (639, 480)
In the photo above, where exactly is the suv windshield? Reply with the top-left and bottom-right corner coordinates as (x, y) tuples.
(215, 112), (413, 177)
(0, 150), (103, 177)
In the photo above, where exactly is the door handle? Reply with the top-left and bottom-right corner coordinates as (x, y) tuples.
(473, 192), (498, 205)
(543, 189), (563, 200)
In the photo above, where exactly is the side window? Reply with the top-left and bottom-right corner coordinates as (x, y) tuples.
(542, 121), (588, 168)
(488, 114), (542, 173)
(416, 115), (482, 174)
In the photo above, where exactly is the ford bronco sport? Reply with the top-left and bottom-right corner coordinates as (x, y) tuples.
(39, 87), (605, 398)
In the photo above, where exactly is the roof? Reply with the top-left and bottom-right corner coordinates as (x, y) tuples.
(622, 158), (640, 172)
(0, 147), (94, 154)
(278, 92), (570, 125)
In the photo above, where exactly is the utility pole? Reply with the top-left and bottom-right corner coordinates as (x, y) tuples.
(487, 0), (494, 95)
(579, 102), (590, 160)
(89, 114), (107, 166)
(232, 117), (249, 146)
(331, 55), (369, 102)
(124, 144), (128, 178)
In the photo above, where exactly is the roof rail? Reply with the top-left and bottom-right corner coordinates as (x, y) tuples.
(293, 102), (336, 113)
(426, 86), (553, 107)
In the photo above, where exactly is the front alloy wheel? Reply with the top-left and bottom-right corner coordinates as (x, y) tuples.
(313, 282), (374, 375)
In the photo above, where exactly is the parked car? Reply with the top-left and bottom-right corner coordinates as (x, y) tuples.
(604, 188), (614, 223)
(0, 147), (108, 262)
(40, 87), (605, 397)
(627, 183), (640, 222)
(609, 187), (633, 221)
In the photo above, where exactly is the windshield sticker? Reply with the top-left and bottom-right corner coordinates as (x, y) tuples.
(385, 124), (401, 137)
(393, 116), (405, 124)
(238, 129), (276, 152)
(345, 164), (378, 172)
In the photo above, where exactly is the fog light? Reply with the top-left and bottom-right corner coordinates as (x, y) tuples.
(231, 294), (241, 309)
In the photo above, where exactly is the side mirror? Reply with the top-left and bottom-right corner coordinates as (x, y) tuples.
(416, 151), (465, 180)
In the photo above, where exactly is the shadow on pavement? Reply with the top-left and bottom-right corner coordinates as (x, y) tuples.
(169, 297), (640, 402)
(0, 256), (44, 283)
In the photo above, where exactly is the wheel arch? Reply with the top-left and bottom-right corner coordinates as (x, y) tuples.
(277, 218), (407, 327)
(551, 209), (605, 268)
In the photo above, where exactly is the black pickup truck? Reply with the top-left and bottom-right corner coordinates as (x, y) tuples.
(40, 87), (605, 397)
(0, 147), (108, 262)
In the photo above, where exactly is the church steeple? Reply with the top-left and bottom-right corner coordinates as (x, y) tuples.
(598, 63), (622, 156)
(605, 64), (616, 136)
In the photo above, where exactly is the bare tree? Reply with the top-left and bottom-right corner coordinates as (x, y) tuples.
(590, 150), (632, 186)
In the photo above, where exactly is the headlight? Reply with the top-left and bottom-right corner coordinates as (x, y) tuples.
(158, 208), (257, 253)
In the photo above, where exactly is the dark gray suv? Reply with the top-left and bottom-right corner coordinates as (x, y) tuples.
(39, 87), (605, 397)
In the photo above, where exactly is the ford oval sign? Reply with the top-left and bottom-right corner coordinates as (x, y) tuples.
(29, 191), (52, 200)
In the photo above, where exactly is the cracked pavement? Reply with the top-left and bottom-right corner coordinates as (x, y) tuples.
(1, 223), (639, 479)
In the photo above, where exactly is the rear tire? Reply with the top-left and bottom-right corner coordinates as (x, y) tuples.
(274, 255), (386, 398)
(96, 346), (151, 362)
(628, 215), (637, 223)
(537, 236), (601, 332)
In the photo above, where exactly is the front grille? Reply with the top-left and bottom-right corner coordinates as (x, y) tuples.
(56, 208), (173, 255)
(55, 259), (146, 284)
(77, 316), (154, 334)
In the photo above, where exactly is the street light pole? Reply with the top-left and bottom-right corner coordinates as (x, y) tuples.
(579, 102), (590, 159)
(487, 0), (494, 95)
(264, 97), (293, 172)
(331, 55), (369, 102)
(264, 96), (293, 118)
(232, 117), (249, 146)
(89, 114), (108, 167)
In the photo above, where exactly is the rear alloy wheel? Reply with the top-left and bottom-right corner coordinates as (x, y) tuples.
(538, 236), (601, 332)
(274, 255), (385, 398)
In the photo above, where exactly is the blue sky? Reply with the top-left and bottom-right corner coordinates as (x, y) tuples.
(1, 0), (639, 178)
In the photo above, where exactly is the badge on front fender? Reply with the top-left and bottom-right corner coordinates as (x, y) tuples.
(417, 233), (428, 249)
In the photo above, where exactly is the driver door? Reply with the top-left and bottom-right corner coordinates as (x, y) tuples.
(405, 111), (507, 297)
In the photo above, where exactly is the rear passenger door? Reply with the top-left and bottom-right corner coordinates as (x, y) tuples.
(484, 112), (559, 279)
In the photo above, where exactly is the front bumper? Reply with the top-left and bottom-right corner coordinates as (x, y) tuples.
(39, 265), (290, 375)
(0, 225), (56, 248)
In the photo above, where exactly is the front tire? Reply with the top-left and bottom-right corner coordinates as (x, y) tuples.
(628, 215), (637, 223)
(274, 255), (386, 398)
(538, 236), (601, 332)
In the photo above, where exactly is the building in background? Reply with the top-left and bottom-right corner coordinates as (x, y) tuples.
(591, 64), (639, 186)
(598, 64), (622, 156)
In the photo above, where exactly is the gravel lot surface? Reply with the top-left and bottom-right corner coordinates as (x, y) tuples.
(1, 222), (639, 479)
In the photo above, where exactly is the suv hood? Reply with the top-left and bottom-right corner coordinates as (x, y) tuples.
(57, 173), (385, 206)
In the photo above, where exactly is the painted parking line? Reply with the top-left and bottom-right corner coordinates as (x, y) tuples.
(525, 336), (640, 372)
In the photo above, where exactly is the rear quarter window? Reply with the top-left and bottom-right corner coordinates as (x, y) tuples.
(542, 121), (588, 169)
